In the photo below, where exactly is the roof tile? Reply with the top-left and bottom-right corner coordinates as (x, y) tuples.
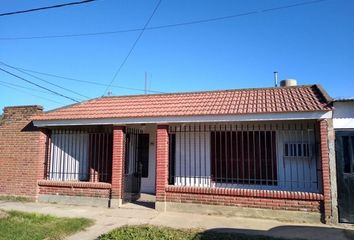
(33, 85), (332, 121)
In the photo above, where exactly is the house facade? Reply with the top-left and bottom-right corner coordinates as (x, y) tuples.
(0, 84), (338, 223)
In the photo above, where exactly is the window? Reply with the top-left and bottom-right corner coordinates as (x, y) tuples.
(211, 131), (277, 185)
(48, 129), (112, 182)
(284, 143), (310, 157)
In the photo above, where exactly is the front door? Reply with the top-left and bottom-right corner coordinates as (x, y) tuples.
(336, 131), (354, 223)
(124, 129), (149, 202)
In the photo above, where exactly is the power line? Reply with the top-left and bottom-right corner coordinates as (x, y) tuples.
(0, 61), (90, 100)
(11, 64), (165, 93)
(0, 67), (80, 102)
(0, 0), (328, 40)
(103, 0), (163, 95)
(0, 82), (65, 105)
(0, 79), (59, 96)
(0, 0), (96, 17)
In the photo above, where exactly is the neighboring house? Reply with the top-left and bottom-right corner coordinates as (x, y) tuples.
(333, 98), (354, 223)
(0, 83), (338, 224)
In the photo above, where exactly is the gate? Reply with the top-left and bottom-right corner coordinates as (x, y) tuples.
(123, 128), (149, 202)
(336, 131), (354, 223)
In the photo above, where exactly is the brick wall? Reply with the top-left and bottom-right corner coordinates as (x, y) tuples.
(0, 106), (44, 199)
(38, 180), (111, 198)
(165, 186), (322, 212)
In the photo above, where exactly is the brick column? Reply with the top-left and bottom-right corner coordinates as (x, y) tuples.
(37, 129), (50, 181)
(36, 128), (50, 201)
(111, 126), (125, 207)
(319, 119), (332, 223)
(155, 125), (169, 211)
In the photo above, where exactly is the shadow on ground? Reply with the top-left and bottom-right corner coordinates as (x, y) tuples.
(197, 225), (354, 240)
(132, 200), (155, 209)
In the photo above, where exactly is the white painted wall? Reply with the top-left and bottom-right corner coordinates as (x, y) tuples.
(140, 125), (156, 193)
(333, 101), (354, 129)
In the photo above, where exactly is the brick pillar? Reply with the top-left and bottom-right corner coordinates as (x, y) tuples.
(155, 125), (169, 211)
(36, 128), (50, 201)
(319, 119), (332, 223)
(37, 129), (50, 181)
(111, 126), (125, 207)
(0, 105), (43, 199)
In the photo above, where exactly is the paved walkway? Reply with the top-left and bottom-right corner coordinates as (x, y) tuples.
(0, 200), (353, 240)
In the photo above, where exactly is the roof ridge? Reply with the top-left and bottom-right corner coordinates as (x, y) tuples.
(311, 84), (333, 105)
(99, 84), (315, 99)
(42, 96), (102, 114)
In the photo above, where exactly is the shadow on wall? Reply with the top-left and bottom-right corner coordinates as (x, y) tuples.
(196, 226), (354, 240)
(21, 121), (39, 132)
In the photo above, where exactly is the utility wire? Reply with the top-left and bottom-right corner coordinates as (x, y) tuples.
(103, 0), (163, 95)
(11, 64), (165, 93)
(0, 79), (59, 96)
(0, 67), (80, 102)
(0, 82), (65, 105)
(0, 0), (96, 17)
(0, 61), (90, 99)
(0, 0), (328, 40)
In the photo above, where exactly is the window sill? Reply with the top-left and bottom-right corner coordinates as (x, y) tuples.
(38, 180), (112, 189)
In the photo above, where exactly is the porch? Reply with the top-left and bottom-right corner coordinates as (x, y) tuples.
(36, 119), (331, 222)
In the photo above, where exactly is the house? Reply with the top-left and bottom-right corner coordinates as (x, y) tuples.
(0, 82), (337, 224)
(332, 98), (354, 223)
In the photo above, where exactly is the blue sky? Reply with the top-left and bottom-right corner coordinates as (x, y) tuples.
(0, 0), (353, 111)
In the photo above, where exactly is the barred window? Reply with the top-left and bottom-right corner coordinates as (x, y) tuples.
(211, 131), (277, 185)
(48, 129), (112, 183)
(284, 143), (310, 157)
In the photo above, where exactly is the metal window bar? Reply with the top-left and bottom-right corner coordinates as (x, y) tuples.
(47, 128), (112, 183)
(168, 122), (320, 193)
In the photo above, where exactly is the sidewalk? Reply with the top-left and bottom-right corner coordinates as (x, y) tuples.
(0, 200), (353, 240)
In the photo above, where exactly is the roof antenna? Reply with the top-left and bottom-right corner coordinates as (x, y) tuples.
(274, 71), (278, 87)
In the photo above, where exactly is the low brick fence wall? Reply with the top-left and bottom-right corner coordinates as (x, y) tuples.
(164, 186), (323, 213)
(38, 180), (112, 198)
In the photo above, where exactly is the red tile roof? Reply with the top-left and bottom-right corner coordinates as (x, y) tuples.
(33, 85), (332, 121)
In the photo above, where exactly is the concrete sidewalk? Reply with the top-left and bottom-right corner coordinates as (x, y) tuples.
(0, 200), (353, 240)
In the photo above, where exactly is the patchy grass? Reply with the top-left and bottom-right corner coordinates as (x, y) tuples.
(0, 210), (93, 240)
(99, 225), (288, 240)
(0, 195), (33, 202)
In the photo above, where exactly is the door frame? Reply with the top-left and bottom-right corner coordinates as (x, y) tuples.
(335, 130), (354, 223)
(123, 128), (143, 202)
